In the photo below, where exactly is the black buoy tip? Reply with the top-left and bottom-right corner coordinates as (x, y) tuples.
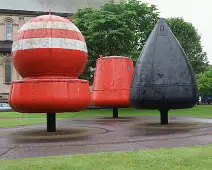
(158, 17), (166, 23)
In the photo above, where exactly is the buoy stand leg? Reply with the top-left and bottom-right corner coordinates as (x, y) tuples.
(47, 113), (56, 132)
(113, 108), (119, 118)
(159, 109), (169, 125)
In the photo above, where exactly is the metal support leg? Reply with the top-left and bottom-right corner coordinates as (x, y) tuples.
(47, 113), (56, 132)
(159, 109), (169, 125)
(113, 108), (118, 118)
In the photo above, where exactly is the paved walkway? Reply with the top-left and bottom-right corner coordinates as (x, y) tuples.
(0, 116), (212, 160)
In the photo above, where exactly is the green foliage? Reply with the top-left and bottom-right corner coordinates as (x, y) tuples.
(73, 1), (208, 80)
(73, 0), (159, 80)
(198, 68), (212, 95)
(166, 18), (208, 75)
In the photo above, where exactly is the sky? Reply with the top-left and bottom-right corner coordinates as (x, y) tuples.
(143, 0), (212, 64)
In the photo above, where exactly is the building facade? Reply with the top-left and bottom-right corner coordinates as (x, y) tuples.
(0, 0), (120, 102)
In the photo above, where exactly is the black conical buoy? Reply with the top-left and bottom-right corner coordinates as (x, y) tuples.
(130, 18), (198, 113)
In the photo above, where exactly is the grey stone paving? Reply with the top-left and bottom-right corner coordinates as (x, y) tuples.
(0, 116), (212, 160)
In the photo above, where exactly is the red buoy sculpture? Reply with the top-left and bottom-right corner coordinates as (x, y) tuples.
(9, 14), (91, 132)
(91, 56), (134, 118)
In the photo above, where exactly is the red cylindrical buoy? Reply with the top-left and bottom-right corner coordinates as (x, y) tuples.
(10, 79), (90, 113)
(91, 56), (134, 108)
(9, 15), (91, 113)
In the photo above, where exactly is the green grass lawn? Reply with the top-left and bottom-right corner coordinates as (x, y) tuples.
(1, 145), (212, 170)
(0, 118), (46, 128)
(0, 105), (212, 119)
(0, 105), (212, 128)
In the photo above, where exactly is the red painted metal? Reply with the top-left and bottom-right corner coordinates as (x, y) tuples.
(91, 56), (134, 108)
(9, 79), (90, 113)
(12, 15), (87, 79)
(9, 15), (90, 113)
(13, 49), (87, 79)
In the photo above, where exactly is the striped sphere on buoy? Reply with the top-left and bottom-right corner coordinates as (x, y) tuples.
(9, 15), (91, 113)
(12, 15), (88, 79)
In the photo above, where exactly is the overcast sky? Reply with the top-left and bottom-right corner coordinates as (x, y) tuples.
(143, 0), (212, 64)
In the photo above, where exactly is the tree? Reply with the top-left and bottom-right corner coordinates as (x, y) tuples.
(198, 67), (212, 96)
(166, 18), (208, 75)
(72, 0), (159, 80)
(73, 1), (208, 80)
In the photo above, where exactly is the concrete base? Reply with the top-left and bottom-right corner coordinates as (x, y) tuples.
(0, 116), (212, 160)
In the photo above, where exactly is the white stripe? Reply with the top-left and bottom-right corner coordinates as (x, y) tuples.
(12, 38), (87, 53)
(19, 21), (81, 32)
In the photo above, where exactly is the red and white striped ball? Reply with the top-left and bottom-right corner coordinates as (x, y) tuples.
(12, 15), (88, 79)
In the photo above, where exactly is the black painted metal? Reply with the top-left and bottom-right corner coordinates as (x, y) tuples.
(130, 18), (198, 110)
(47, 113), (56, 132)
(113, 108), (118, 118)
(160, 109), (169, 125)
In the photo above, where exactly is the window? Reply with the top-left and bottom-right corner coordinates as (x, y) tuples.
(5, 21), (13, 40)
(4, 60), (12, 83)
